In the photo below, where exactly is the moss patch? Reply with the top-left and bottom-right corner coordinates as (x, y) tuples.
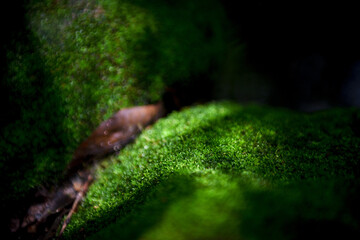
(1, 0), (228, 206)
(63, 102), (360, 239)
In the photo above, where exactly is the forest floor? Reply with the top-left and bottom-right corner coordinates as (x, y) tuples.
(61, 101), (360, 240)
(8, 101), (360, 239)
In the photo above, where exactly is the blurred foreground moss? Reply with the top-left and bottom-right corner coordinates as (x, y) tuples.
(63, 102), (360, 239)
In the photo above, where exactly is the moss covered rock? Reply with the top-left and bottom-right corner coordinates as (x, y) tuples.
(63, 102), (360, 239)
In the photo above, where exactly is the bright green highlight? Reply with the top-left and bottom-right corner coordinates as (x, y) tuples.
(63, 102), (360, 239)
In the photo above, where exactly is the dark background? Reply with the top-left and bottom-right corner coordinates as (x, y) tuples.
(2, 0), (360, 114)
(1, 0), (28, 127)
(219, 0), (360, 110)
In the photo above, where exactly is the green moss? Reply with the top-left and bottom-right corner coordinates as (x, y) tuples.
(1, 0), (228, 206)
(62, 102), (360, 239)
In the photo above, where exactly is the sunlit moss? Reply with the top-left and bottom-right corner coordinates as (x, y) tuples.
(63, 102), (360, 239)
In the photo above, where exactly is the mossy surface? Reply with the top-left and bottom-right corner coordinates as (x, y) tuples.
(1, 0), (227, 206)
(63, 102), (360, 239)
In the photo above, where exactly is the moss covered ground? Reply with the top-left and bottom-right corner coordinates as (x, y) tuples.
(63, 101), (360, 239)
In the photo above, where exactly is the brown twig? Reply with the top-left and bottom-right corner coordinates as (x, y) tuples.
(42, 209), (68, 240)
(58, 174), (93, 238)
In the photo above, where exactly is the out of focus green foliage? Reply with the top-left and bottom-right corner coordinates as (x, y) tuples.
(0, 0), (228, 205)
